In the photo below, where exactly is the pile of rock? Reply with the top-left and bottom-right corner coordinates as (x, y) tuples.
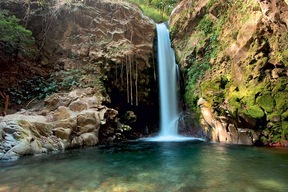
(0, 88), (132, 161)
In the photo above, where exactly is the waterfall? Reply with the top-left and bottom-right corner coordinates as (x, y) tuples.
(142, 23), (203, 142)
(157, 23), (179, 137)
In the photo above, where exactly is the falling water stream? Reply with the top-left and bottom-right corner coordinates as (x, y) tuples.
(146, 23), (201, 141)
(157, 23), (179, 137)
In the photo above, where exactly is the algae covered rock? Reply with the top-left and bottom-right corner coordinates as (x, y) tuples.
(256, 95), (275, 113)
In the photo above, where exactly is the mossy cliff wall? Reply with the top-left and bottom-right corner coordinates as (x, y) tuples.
(170, 0), (288, 145)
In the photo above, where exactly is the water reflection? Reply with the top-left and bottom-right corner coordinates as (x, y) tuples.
(0, 141), (288, 192)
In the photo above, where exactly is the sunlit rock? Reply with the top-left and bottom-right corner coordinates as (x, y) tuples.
(53, 127), (72, 141)
(198, 98), (213, 127)
(69, 100), (89, 112)
(77, 111), (98, 127)
(1, 87), (132, 160)
(45, 93), (73, 111)
(54, 117), (77, 131)
(53, 106), (72, 121)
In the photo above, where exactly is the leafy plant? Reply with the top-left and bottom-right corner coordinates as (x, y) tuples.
(197, 16), (213, 35)
(6, 77), (58, 105)
(0, 10), (36, 58)
(6, 69), (81, 106)
(50, 69), (81, 91)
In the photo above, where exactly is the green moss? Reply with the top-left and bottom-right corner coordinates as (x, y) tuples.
(282, 49), (288, 66)
(227, 95), (241, 117)
(200, 76), (229, 107)
(252, 81), (271, 95)
(261, 122), (284, 144)
(201, 80), (219, 96)
(282, 121), (288, 140)
(256, 94), (275, 113)
(241, 93), (256, 107)
(272, 77), (288, 93)
(207, 0), (217, 9)
(274, 92), (288, 114)
(241, 105), (265, 119)
(267, 111), (281, 122)
(281, 110), (288, 121)
(197, 16), (214, 35)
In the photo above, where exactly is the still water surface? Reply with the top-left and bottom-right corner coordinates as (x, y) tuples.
(0, 141), (288, 192)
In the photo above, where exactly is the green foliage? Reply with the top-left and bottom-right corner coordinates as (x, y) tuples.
(140, 5), (168, 22)
(184, 22), (221, 110)
(6, 70), (81, 106)
(282, 110), (288, 121)
(200, 76), (228, 107)
(0, 10), (35, 58)
(262, 121), (288, 144)
(256, 95), (275, 113)
(274, 92), (288, 114)
(268, 31), (288, 67)
(227, 95), (241, 117)
(129, 0), (179, 22)
(207, 0), (217, 9)
(51, 69), (81, 91)
(241, 105), (265, 119)
(197, 16), (213, 35)
(7, 77), (58, 105)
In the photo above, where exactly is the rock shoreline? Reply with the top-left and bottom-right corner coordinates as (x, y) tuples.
(0, 88), (133, 161)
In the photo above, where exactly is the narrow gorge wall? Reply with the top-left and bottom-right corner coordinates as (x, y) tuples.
(170, 0), (288, 145)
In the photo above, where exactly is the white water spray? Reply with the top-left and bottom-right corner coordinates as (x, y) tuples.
(145, 23), (202, 142)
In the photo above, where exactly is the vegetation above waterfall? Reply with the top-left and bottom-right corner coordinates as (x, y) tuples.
(170, 0), (288, 145)
(129, 0), (179, 22)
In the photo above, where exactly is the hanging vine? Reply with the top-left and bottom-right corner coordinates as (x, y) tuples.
(24, 0), (31, 28)
(130, 53), (133, 105)
(135, 56), (138, 106)
(126, 54), (130, 104)
(121, 60), (124, 86)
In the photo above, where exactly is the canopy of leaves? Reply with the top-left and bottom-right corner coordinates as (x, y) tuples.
(0, 10), (35, 59)
(129, 0), (179, 22)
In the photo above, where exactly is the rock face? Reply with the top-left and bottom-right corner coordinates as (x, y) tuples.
(1, 0), (158, 137)
(0, 0), (157, 161)
(170, 0), (288, 145)
(0, 88), (133, 161)
(0, 0), (155, 88)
